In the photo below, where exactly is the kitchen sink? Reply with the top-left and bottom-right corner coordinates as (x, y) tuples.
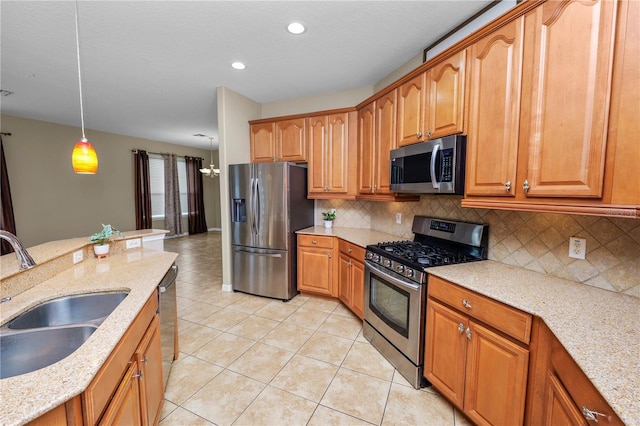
(0, 325), (97, 379)
(5, 291), (128, 330)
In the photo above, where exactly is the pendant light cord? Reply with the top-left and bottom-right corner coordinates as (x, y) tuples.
(74, 0), (86, 139)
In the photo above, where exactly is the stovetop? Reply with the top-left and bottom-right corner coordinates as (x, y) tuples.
(365, 216), (489, 284)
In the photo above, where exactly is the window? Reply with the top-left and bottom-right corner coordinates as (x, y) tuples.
(149, 154), (188, 219)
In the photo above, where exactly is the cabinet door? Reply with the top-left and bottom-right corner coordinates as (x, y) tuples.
(428, 50), (466, 139)
(327, 113), (350, 194)
(466, 18), (524, 197)
(277, 118), (307, 162)
(464, 320), (529, 426)
(350, 259), (365, 320)
(298, 247), (333, 296)
(137, 316), (164, 426)
(521, 0), (617, 197)
(424, 299), (467, 409)
(397, 73), (427, 146)
(338, 254), (352, 307)
(250, 123), (276, 163)
(543, 373), (588, 426)
(99, 361), (142, 426)
(375, 90), (398, 194)
(307, 115), (328, 194)
(358, 102), (375, 194)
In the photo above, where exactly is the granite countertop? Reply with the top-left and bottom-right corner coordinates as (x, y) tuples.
(296, 226), (402, 248)
(429, 261), (639, 426)
(0, 243), (177, 426)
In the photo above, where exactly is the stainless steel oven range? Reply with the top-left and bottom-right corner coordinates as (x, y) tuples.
(363, 216), (489, 388)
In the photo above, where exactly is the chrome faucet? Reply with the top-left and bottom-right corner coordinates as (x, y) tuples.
(0, 230), (36, 270)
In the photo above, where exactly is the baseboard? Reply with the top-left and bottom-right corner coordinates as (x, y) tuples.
(207, 227), (221, 232)
(221, 283), (233, 292)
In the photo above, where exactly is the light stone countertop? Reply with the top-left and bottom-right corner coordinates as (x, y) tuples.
(429, 261), (639, 426)
(0, 245), (178, 426)
(297, 226), (639, 425)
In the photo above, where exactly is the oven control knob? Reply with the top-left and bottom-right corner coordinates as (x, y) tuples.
(395, 264), (405, 273)
(366, 252), (373, 260)
(373, 254), (380, 263)
(383, 259), (392, 267)
(405, 269), (414, 278)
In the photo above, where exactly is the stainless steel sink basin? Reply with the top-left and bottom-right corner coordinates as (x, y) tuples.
(6, 291), (128, 330)
(0, 326), (97, 379)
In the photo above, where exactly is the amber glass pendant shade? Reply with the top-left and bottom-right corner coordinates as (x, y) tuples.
(72, 137), (98, 174)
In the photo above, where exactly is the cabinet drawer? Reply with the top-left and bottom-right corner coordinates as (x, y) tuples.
(428, 276), (532, 344)
(338, 239), (365, 260)
(550, 338), (623, 425)
(298, 235), (334, 249)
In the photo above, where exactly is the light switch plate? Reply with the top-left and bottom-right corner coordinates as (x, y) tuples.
(396, 213), (402, 224)
(72, 250), (83, 264)
(126, 238), (141, 249)
(568, 237), (586, 259)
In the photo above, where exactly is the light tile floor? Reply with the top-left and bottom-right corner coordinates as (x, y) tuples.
(161, 232), (469, 426)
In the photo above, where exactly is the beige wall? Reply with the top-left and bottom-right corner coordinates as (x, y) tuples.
(316, 198), (640, 299)
(0, 114), (221, 247)
(261, 86), (373, 118)
(217, 86), (261, 289)
(373, 53), (423, 93)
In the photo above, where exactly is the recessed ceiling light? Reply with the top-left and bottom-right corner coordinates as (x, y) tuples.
(287, 22), (306, 35)
(231, 62), (246, 70)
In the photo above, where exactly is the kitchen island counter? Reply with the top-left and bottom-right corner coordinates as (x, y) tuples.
(0, 238), (177, 426)
(429, 261), (639, 426)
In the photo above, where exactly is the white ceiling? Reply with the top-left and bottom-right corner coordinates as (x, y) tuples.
(1, 1), (495, 150)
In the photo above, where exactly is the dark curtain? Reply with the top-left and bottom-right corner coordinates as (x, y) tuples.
(1, 136), (16, 254)
(162, 153), (182, 236)
(134, 150), (153, 230)
(185, 156), (208, 234)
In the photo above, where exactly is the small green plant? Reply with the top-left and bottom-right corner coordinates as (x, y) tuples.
(321, 210), (336, 221)
(89, 224), (124, 246)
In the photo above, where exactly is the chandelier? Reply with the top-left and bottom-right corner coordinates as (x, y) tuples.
(199, 136), (220, 178)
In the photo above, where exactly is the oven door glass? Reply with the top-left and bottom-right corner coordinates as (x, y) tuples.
(369, 273), (411, 338)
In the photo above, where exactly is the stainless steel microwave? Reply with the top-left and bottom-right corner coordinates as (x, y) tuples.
(390, 135), (466, 194)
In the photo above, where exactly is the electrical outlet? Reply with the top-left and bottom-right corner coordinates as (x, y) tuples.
(568, 237), (586, 259)
(72, 250), (83, 264)
(126, 238), (141, 249)
(396, 213), (402, 224)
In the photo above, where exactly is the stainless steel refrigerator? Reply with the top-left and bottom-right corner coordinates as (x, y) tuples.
(229, 162), (314, 301)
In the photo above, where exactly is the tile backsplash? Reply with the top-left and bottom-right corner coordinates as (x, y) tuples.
(316, 197), (640, 298)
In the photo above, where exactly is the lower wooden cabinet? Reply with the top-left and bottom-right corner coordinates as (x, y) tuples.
(527, 322), (623, 426)
(99, 361), (142, 425)
(137, 315), (164, 426)
(297, 235), (337, 297)
(337, 240), (365, 319)
(424, 276), (530, 426)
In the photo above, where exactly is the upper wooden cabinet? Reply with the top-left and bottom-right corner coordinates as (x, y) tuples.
(396, 50), (467, 147)
(250, 118), (307, 163)
(463, 0), (638, 218)
(307, 111), (358, 199)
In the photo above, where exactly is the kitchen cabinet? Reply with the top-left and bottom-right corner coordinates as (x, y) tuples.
(250, 119), (307, 163)
(307, 111), (358, 199)
(83, 291), (163, 425)
(527, 322), (623, 425)
(425, 276), (531, 426)
(337, 240), (365, 319)
(28, 397), (82, 426)
(397, 73), (427, 146)
(297, 235), (337, 297)
(463, 0), (638, 218)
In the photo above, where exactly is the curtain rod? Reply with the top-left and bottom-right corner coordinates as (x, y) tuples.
(131, 149), (203, 161)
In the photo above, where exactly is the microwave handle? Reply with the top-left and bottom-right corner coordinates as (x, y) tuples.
(430, 142), (441, 189)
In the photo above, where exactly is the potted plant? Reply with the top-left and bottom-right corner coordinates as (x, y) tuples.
(89, 224), (124, 258)
(321, 210), (336, 228)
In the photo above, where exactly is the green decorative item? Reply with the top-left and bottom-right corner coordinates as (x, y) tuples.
(322, 210), (336, 228)
(89, 224), (124, 246)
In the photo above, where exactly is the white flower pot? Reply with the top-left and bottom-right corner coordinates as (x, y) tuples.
(324, 220), (333, 228)
(93, 244), (110, 258)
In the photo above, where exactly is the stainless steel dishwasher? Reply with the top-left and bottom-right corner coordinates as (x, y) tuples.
(158, 263), (177, 388)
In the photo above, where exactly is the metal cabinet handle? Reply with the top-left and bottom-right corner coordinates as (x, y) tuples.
(132, 371), (143, 379)
(465, 327), (472, 340)
(348, 248), (352, 253)
(426, 130), (432, 138)
(523, 179), (530, 193)
(141, 356), (148, 364)
(417, 132), (423, 138)
(373, 185), (377, 192)
(582, 406), (605, 422)
(312, 240), (318, 244)
(328, 252), (332, 258)
(462, 299), (472, 309)
(457, 323), (465, 334)
(348, 260), (352, 267)
(505, 181), (511, 192)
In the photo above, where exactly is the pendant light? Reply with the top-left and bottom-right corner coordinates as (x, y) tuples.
(71, 1), (98, 174)
(199, 137), (220, 178)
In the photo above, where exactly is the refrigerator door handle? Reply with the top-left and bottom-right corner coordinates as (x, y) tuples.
(255, 178), (262, 235)
(234, 248), (283, 258)
(250, 177), (257, 236)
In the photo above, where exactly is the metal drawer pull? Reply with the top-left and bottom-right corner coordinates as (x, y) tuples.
(141, 356), (148, 364)
(505, 181), (511, 192)
(328, 252), (332, 258)
(465, 327), (472, 340)
(348, 248), (352, 253)
(582, 406), (605, 422)
(457, 323), (465, 334)
(462, 299), (472, 309)
(523, 179), (530, 193)
(132, 371), (143, 379)
(312, 240), (318, 244)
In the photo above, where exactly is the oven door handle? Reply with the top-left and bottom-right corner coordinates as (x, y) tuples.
(366, 261), (421, 292)
(430, 142), (441, 190)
